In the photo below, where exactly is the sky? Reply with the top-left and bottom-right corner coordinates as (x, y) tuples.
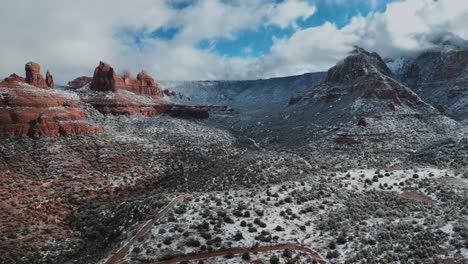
(0, 0), (468, 83)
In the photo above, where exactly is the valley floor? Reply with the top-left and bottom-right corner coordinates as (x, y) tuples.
(1, 113), (467, 264)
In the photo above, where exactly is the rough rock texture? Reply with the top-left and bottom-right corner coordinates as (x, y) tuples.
(82, 89), (214, 118)
(309, 47), (425, 107)
(280, 47), (457, 147)
(395, 47), (468, 120)
(90, 62), (162, 96)
(84, 93), (164, 116)
(0, 87), (103, 138)
(90, 61), (116, 92)
(326, 47), (392, 84)
(25, 62), (48, 89)
(0, 74), (26, 87)
(67, 76), (93, 89)
(45, 70), (55, 88)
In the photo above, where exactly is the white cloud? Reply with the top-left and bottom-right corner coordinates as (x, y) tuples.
(267, 0), (316, 28)
(0, 0), (318, 82)
(0, 0), (467, 83)
(247, 0), (468, 78)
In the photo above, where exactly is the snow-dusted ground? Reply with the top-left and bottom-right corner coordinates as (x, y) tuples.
(119, 165), (467, 263)
(335, 167), (459, 193)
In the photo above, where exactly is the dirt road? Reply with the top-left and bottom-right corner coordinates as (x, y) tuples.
(134, 244), (325, 264)
(105, 194), (190, 264)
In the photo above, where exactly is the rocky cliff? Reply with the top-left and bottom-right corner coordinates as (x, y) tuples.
(0, 63), (103, 138)
(90, 61), (162, 96)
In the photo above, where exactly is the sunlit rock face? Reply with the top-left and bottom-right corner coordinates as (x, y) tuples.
(90, 61), (162, 97)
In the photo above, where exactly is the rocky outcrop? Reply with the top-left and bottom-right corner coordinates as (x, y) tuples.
(68, 76), (93, 89)
(90, 61), (162, 96)
(326, 47), (391, 84)
(134, 71), (161, 96)
(317, 47), (423, 106)
(285, 47), (450, 136)
(0, 87), (103, 138)
(90, 61), (116, 92)
(84, 93), (164, 116)
(0, 74), (26, 87)
(395, 42), (468, 120)
(25, 62), (48, 89)
(45, 70), (55, 88)
(0, 63), (54, 89)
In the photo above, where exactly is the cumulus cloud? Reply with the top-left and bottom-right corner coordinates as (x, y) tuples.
(252, 0), (468, 78)
(0, 0), (467, 83)
(266, 0), (316, 28)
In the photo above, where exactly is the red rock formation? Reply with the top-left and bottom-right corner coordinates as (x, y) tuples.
(67, 76), (93, 89)
(0, 87), (103, 138)
(90, 61), (162, 96)
(0, 74), (26, 87)
(134, 71), (161, 96)
(25, 62), (48, 89)
(45, 70), (55, 88)
(90, 61), (116, 92)
(84, 93), (168, 116)
(85, 92), (212, 119)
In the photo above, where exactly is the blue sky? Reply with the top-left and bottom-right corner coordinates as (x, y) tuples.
(1, 0), (468, 82)
(150, 0), (396, 58)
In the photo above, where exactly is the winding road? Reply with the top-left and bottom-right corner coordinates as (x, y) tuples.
(105, 192), (325, 264)
(105, 194), (190, 264)
(132, 244), (325, 264)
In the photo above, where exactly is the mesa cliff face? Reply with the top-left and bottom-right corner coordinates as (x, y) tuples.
(0, 62), (103, 138)
(0, 87), (103, 138)
(90, 61), (162, 96)
(84, 61), (209, 118)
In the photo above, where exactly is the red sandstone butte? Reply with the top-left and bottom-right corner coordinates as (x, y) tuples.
(1, 63), (103, 138)
(90, 61), (162, 96)
(25, 62), (48, 89)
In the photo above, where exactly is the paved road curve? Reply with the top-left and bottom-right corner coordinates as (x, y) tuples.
(105, 194), (190, 264)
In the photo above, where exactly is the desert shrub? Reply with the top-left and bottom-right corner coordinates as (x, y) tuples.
(326, 250), (340, 259)
(186, 238), (201, 247)
(270, 255), (280, 264)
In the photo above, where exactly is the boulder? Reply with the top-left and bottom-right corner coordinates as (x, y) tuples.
(25, 62), (48, 89)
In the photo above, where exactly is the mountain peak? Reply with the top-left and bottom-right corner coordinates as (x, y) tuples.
(325, 47), (391, 83)
(421, 31), (468, 51)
